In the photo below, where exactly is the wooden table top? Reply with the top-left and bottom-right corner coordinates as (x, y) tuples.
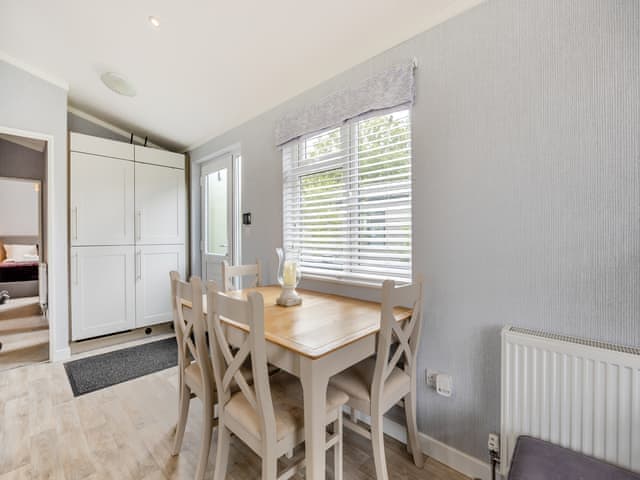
(202, 285), (411, 359)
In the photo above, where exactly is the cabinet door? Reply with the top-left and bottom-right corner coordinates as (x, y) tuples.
(135, 163), (185, 245)
(71, 246), (135, 340)
(134, 145), (184, 169)
(70, 152), (135, 246)
(135, 244), (185, 328)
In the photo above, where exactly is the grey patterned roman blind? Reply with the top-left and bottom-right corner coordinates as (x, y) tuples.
(275, 60), (416, 146)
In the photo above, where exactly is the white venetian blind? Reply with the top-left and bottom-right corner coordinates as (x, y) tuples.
(282, 108), (412, 285)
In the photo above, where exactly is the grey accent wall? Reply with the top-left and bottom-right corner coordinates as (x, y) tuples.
(0, 60), (69, 357)
(0, 139), (45, 180)
(190, 0), (640, 461)
(67, 111), (130, 143)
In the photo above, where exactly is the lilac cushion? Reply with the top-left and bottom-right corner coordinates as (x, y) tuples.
(509, 436), (640, 480)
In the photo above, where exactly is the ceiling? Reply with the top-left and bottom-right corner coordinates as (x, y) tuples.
(0, 0), (483, 152)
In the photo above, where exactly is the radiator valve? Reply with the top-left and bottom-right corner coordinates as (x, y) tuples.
(488, 433), (500, 453)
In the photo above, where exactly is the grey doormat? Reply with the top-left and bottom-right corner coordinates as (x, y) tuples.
(64, 337), (178, 396)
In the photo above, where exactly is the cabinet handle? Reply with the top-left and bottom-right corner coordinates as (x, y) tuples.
(136, 250), (142, 280)
(73, 253), (79, 285)
(136, 211), (142, 241)
(73, 207), (78, 240)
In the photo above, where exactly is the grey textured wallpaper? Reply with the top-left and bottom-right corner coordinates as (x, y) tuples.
(190, 0), (640, 461)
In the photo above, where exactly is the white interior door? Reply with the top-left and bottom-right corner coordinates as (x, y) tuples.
(201, 154), (233, 284)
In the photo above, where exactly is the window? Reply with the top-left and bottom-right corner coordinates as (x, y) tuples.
(282, 108), (412, 285)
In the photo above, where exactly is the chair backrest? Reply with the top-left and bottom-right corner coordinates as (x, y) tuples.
(221, 260), (262, 292)
(170, 272), (214, 397)
(205, 283), (276, 442)
(371, 275), (424, 405)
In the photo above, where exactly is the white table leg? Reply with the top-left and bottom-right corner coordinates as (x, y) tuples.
(300, 356), (329, 480)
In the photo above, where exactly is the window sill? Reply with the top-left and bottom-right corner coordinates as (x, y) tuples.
(300, 274), (383, 289)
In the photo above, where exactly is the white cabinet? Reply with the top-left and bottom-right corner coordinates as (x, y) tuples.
(69, 133), (186, 341)
(70, 246), (135, 340)
(134, 145), (184, 169)
(135, 162), (185, 245)
(135, 244), (185, 328)
(71, 132), (134, 160)
(70, 152), (135, 246)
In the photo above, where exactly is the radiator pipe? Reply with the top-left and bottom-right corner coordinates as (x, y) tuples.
(490, 450), (500, 480)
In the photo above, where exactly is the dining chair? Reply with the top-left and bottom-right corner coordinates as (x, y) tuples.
(206, 283), (349, 480)
(169, 272), (216, 480)
(329, 276), (425, 480)
(222, 259), (262, 292)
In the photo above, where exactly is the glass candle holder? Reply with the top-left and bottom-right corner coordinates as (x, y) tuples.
(276, 247), (302, 306)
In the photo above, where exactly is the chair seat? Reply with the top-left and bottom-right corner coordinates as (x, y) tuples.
(185, 361), (259, 398)
(184, 362), (208, 397)
(329, 357), (410, 406)
(225, 370), (349, 442)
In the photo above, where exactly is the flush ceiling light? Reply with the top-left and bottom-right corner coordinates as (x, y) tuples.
(148, 16), (160, 28)
(100, 72), (137, 97)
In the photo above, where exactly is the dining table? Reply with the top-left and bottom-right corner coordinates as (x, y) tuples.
(201, 285), (412, 480)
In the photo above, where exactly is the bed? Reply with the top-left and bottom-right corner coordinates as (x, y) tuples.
(0, 261), (39, 283)
(0, 236), (40, 299)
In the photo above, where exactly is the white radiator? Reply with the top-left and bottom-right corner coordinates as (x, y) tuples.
(38, 262), (48, 313)
(500, 326), (640, 476)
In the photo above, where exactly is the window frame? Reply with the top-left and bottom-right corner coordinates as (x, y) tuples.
(282, 105), (412, 287)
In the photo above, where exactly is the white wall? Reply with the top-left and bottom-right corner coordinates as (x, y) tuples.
(0, 59), (69, 359)
(0, 178), (39, 236)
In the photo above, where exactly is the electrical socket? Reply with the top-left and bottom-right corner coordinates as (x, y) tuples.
(426, 369), (439, 387)
(488, 433), (500, 453)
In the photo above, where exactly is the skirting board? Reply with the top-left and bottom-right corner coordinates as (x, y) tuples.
(52, 346), (71, 362)
(348, 408), (493, 480)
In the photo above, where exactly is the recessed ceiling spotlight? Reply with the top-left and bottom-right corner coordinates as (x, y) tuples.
(148, 16), (160, 28)
(100, 72), (137, 97)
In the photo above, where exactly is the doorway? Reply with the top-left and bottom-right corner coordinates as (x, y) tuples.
(200, 152), (241, 284)
(0, 134), (49, 371)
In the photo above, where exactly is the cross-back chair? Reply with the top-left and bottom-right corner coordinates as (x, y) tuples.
(329, 276), (425, 480)
(206, 283), (349, 480)
(221, 259), (262, 292)
(169, 272), (216, 480)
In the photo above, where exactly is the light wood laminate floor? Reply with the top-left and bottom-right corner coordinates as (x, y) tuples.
(0, 359), (469, 480)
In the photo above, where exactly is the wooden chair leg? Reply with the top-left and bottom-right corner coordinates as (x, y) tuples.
(405, 389), (424, 468)
(262, 453), (278, 480)
(334, 415), (343, 480)
(172, 384), (191, 455)
(213, 424), (231, 480)
(195, 399), (215, 480)
(370, 411), (389, 480)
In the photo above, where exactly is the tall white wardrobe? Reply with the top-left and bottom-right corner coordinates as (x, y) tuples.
(70, 133), (186, 341)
